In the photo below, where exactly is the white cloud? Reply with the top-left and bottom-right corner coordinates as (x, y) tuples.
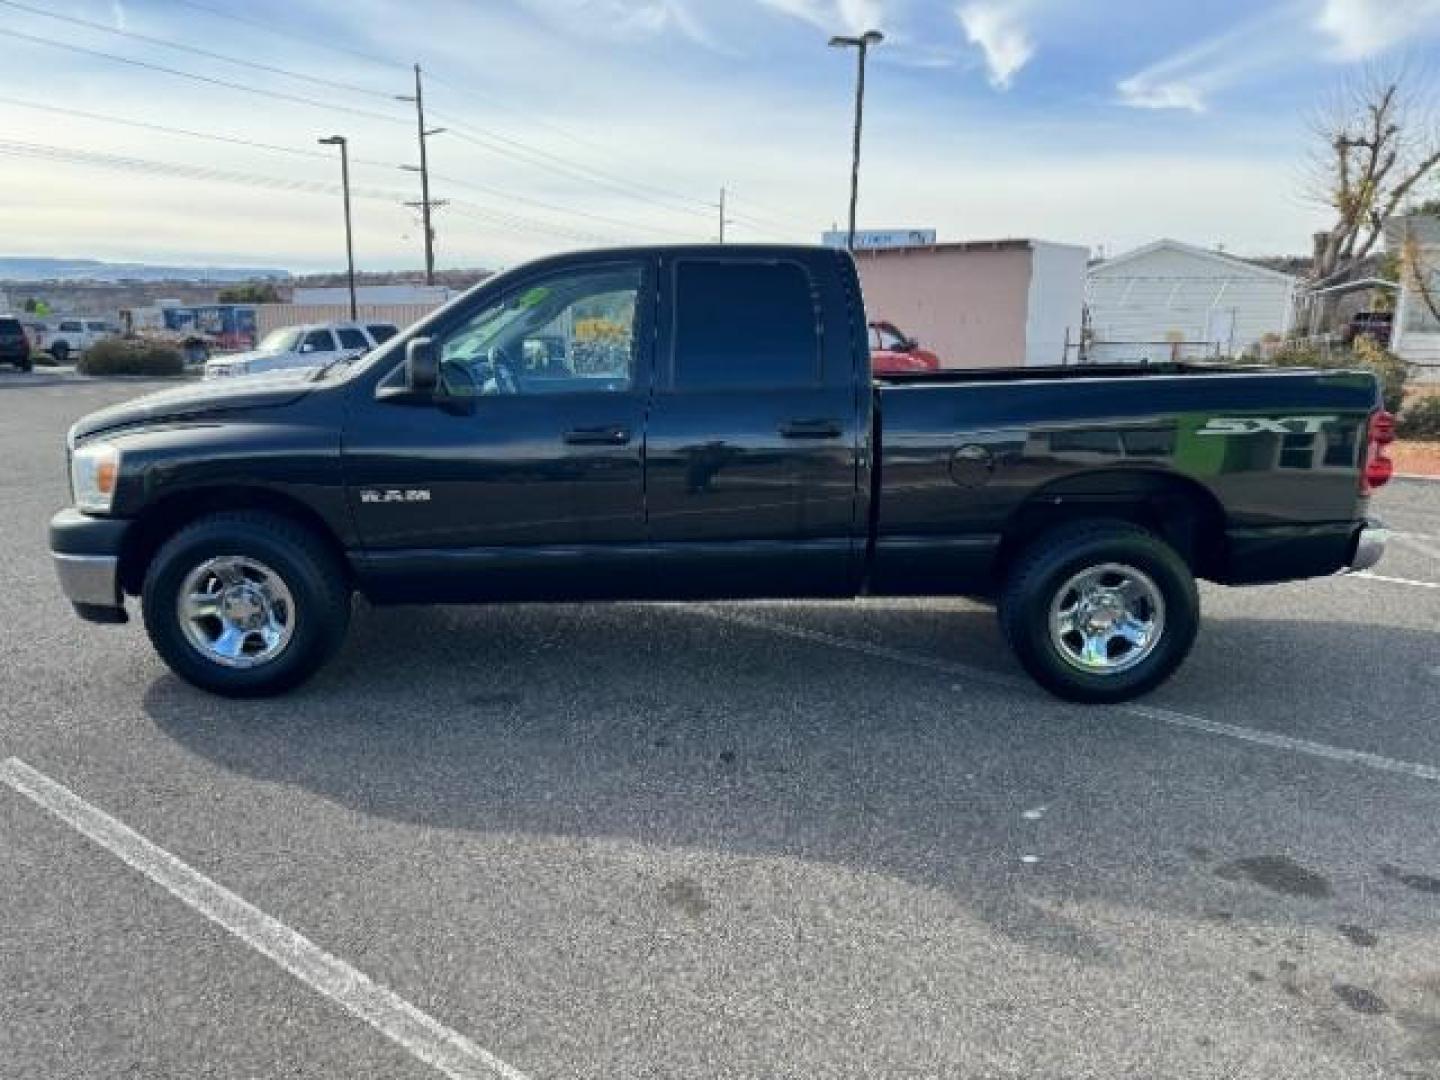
(756, 0), (888, 33)
(519, 0), (723, 49)
(110, 1), (127, 30)
(956, 2), (1034, 90)
(1316, 0), (1440, 61)
(1116, 6), (1296, 113)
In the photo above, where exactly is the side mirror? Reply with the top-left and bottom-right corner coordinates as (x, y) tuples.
(405, 337), (439, 395)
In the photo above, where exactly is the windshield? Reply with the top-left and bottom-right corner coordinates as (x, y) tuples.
(256, 329), (303, 354)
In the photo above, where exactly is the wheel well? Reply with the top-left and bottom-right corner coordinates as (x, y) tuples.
(996, 471), (1227, 580)
(118, 487), (349, 596)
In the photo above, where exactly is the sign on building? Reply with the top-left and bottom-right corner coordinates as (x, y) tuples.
(821, 229), (937, 251)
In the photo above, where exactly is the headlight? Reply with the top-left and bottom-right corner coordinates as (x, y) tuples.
(71, 442), (121, 513)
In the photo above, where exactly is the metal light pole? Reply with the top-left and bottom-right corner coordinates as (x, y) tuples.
(317, 135), (357, 320)
(829, 29), (883, 252)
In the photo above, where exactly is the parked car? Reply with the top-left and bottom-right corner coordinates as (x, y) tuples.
(869, 320), (941, 374)
(1343, 311), (1393, 347)
(38, 318), (118, 363)
(51, 244), (1391, 703)
(204, 322), (398, 380)
(0, 316), (33, 371)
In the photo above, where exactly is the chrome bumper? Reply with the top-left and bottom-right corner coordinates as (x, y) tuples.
(1346, 520), (1388, 573)
(53, 552), (126, 621)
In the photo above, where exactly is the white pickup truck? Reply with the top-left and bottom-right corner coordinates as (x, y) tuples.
(34, 318), (119, 363)
(204, 321), (399, 380)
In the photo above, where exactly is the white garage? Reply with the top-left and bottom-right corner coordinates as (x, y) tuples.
(1085, 239), (1298, 363)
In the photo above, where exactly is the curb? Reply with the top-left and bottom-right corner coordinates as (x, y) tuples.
(1394, 473), (1440, 484)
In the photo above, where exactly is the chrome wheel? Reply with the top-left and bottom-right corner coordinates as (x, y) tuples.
(1047, 562), (1165, 675)
(177, 556), (296, 669)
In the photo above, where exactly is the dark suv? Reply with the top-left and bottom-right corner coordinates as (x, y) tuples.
(0, 317), (32, 371)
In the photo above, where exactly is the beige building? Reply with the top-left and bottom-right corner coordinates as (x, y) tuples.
(851, 239), (1088, 369)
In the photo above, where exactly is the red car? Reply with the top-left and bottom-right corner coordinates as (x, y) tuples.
(869, 320), (940, 374)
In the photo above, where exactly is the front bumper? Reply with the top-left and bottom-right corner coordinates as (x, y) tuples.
(50, 508), (130, 623)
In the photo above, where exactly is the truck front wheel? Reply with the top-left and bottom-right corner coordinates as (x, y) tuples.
(998, 520), (1199, 704)
(141, 511), (351, 697)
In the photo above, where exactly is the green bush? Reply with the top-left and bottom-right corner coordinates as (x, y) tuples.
(1270, 337), (1408, 414)
(1397, 393), (1440, 439)
(77, 338), (184, 377)
(31, 350), (60, 367)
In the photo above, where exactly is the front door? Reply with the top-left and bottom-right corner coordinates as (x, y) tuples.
(344, 257), (654, 601)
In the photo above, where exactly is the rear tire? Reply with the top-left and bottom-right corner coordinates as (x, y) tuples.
(50, 341), (69, 365)
(142, 511), (351, 697)
(998, 520), (1199, 704)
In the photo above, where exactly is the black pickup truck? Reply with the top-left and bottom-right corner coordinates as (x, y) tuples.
(50, 244), (1392, 703)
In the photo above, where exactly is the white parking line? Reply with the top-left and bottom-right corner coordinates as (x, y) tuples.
(703, 610), (1440, 785)
(0, 757), (531, 1080)
(1392, 532), (1440, 561)
(1353, 571), (1440, 590)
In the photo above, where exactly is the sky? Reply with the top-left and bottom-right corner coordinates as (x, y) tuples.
(0, 0), (1439, 273)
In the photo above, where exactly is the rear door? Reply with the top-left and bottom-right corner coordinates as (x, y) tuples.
(645, 251), (864, 598)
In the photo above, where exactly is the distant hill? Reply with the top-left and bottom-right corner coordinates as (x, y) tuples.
(0, 257), (291, 283)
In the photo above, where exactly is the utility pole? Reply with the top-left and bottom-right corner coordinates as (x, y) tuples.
(397, 63), (446, 285)
(718, 186), (727, 243)
(317, 135), (357, 320)
(829, 29), (884, 252)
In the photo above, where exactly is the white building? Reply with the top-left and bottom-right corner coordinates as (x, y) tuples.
(1385, 214), (1440, 382)
(1085, 240), (1299, 363)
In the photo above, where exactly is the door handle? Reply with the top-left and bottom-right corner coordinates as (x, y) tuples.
(779, 419), (844, 439)
(563, 425), (632, 446)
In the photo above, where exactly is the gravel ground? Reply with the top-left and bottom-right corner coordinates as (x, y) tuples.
(3, 372), (1439, 1079)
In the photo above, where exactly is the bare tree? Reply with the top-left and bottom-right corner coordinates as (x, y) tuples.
(1401, 229), (1440, 325)
(1307, 70), (1440, 287)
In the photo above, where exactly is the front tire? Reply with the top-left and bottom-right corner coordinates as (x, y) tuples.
(999, 520), (1199, 704)
(142, 511), (351, 697)
(50, 341), (69, 365)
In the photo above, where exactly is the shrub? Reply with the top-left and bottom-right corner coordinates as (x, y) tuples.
(1397, 393), (1440, 439)
(31, 350), (60, 367)
(77, 338), (184, 377)
(1270, 337), (1408, 414)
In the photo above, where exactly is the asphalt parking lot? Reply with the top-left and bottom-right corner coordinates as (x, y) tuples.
(3, 371), (1439, 1079)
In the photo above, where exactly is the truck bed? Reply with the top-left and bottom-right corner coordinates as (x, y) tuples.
(867, 363), (1382, 594)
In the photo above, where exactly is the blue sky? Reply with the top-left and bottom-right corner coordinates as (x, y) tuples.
(1, 0), (1438, 271)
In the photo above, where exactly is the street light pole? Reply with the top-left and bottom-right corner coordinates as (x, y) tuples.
(829, 29), (883, 252)
(318, 135), (357, 321)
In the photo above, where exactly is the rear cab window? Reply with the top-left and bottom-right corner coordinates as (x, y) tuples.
(366, 324), (398, 344)
(336, 328), (369, 350)
(671, 260), (820, 390)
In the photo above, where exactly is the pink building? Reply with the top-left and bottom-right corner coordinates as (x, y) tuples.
(852, 239), (1088, 369)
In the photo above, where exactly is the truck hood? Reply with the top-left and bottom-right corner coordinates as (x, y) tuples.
(69, 375), (316, 443)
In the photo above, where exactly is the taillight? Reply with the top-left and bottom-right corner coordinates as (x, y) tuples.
(1361, 410), (1395, 493)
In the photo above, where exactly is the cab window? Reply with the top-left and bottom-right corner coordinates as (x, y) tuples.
(302, 330), (336, 353)
(435, 264), (641, 397)
(336, 328), (369, 350)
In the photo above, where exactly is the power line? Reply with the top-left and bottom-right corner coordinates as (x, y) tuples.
(0, 95), (693, 241)
(164, 0), (408, 72)
(0, 139), (628, 246)
(0, 27), (411, 126)
(0, 0), (399, 101)
(0, 95), (393, 167)
(431, 171), (696, 240)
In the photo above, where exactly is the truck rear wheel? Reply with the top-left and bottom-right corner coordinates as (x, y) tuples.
(50, 341), (69, 364)
(141, 511), (350, 697)
(998, 520), (1199, 704)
